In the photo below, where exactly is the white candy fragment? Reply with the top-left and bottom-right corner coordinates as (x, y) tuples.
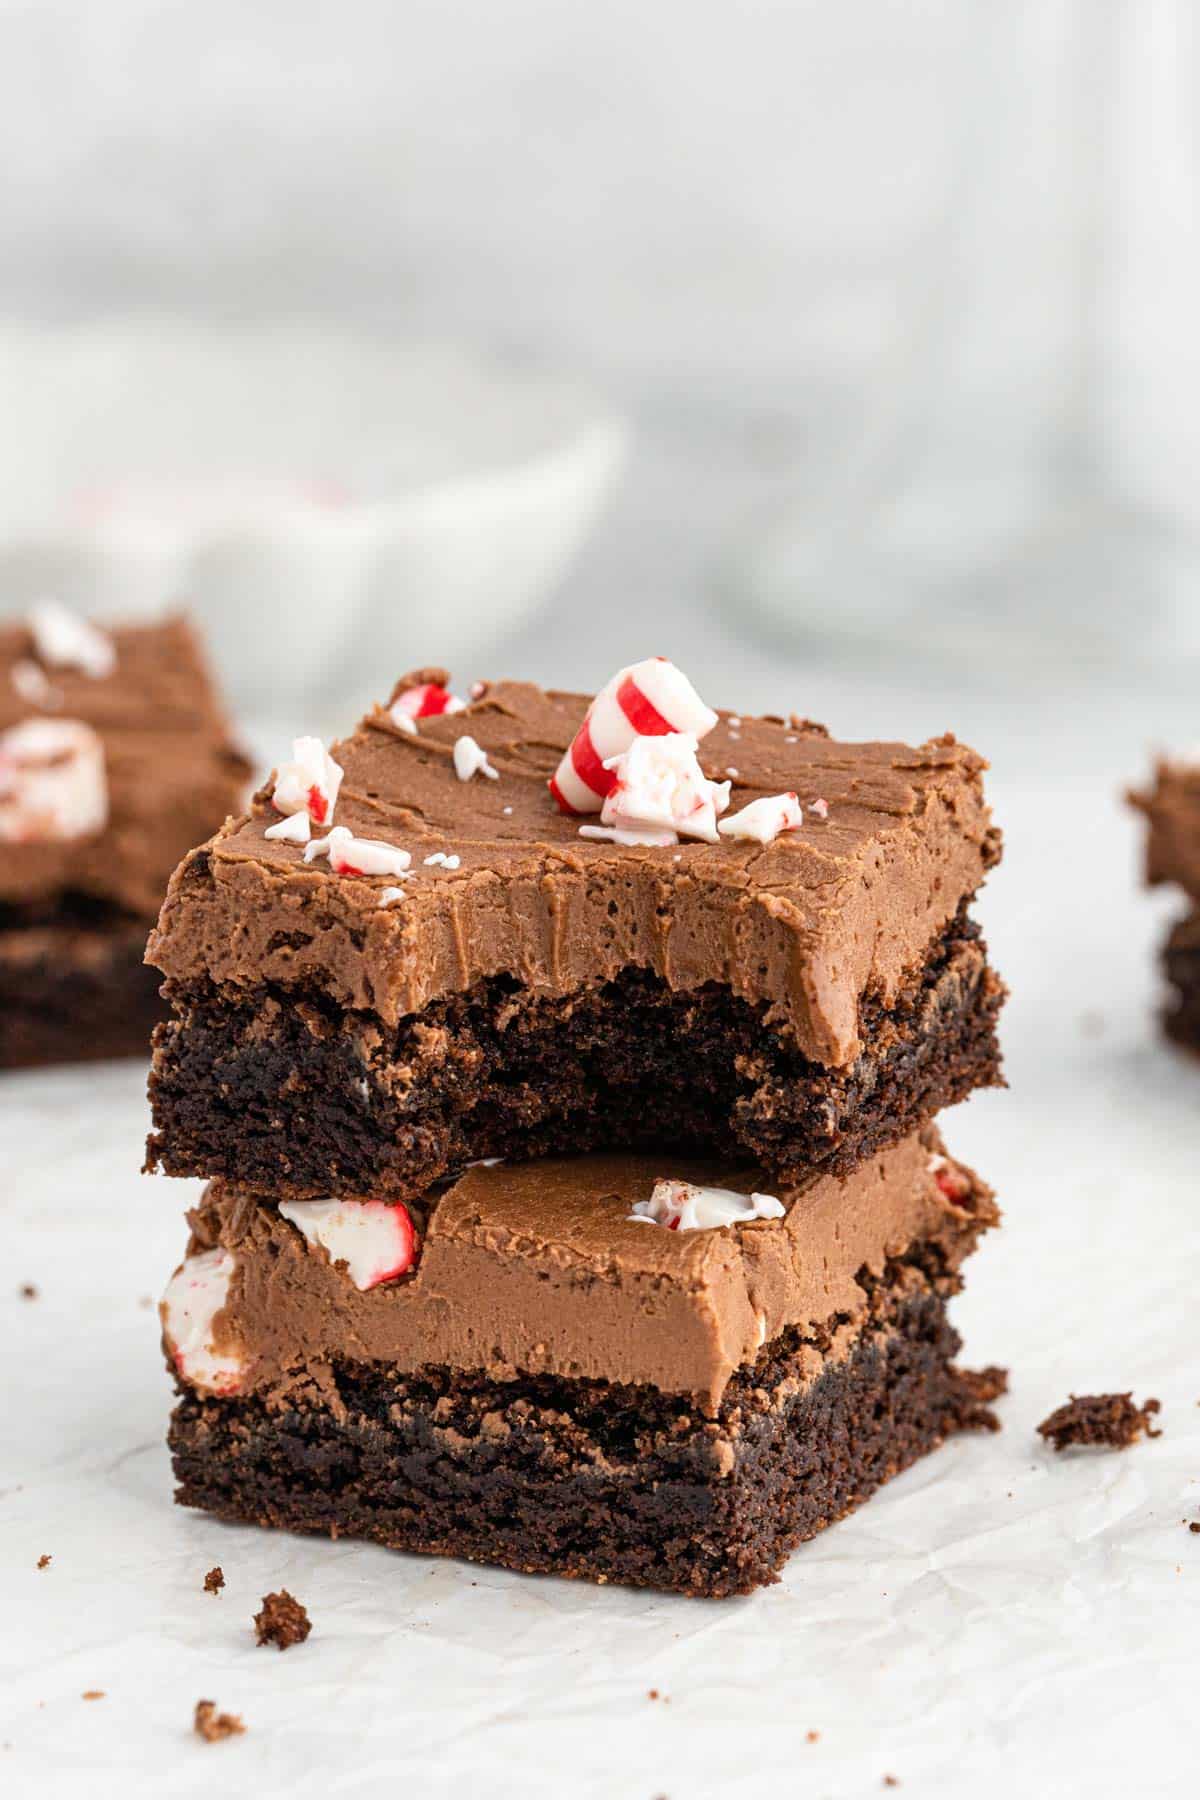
(629, 1180), (785, 1232)
(271, 735), (344, 828)
(0, 718), (108, 843)
(279, 1197), (416, 1290)
(390, 708), (418, 735)
(550, 657), (718, 814)
(453, 734), (498, 781)
(11, 659), (56, 706)
(28, 601), (116, 679)
(264, 809), (311, 844)
(422, 851), (461, 869)
(717, 792), (803, 845)
(160, 1247), (243, 1395)
(578, 822), (681, 848)
(597, 732), (729, 845)
(391, 682), (466, 731)
(379, 886), (406, 905)
(304, 825), (412, 878)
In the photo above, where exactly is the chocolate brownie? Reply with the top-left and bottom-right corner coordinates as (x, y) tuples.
(146, 668), (1003, 1196)
(161, 1129), (999, 1595)
(1, 608), (248, 1069)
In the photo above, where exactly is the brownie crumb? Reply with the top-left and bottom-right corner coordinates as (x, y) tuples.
(1037, 1393), (1161, 1452)
(952, 1363), (1009, 1432)
(36, 1554), (51, 1570)
(253, 1589), (311, 1650)
(1188, 1522), (1200, 1535)
(805, 1730), (820, 1744)
(883, 1778), (900, 1790)
(82, 1691), (104, 1701)
(194, 1699), (245, 1742)
(203, 1565), (225, 1594)
(19, 1283), (37, 1300)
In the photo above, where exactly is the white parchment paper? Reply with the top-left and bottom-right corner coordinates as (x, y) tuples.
(3, 757), (1198, 1800)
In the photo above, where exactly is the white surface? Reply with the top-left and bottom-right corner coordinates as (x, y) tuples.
(0, 319), (625, 719)
(2, 679), (1198, 1799)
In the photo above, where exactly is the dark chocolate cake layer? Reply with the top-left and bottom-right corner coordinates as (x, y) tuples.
(0, 906), (162, 1070)
(1162, 909), (1200, 1051)
(168, 1252), (998, 1599)
(146, 906), (1003, 1200)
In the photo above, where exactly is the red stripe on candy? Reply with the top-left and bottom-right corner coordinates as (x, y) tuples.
(548, 774), (578, 816)
(570, 719), (614, 798)
(616, 674), (673, 737)
(306, 784), (328, 825)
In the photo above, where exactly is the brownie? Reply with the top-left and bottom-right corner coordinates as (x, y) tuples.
(145, 669), (1003, 1195)
(160, 1129), (999, 1595)
(1, 609), (248, 1070)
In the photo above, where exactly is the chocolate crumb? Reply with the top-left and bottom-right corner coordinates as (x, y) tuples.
(953, 1363), (1009, 1432)
(1037, 1393), (1161, 1452)
(648, 1688), (659, 1700)
(203, 1566), (225, 1594)
(82, 1691), (104, 1701)
(883, 1779), (900, 1790)
(36, 1554), (51, 1570)
(806, 1730), (820, 1744)
(19, 1283), (37, 1300)
(253, 1589), (311, 1650)
(1189, 1522), (1200, 1535)
(194, 1699), (245, 1742)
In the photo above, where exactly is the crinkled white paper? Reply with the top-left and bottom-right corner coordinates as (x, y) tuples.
(2, 764), (1199, 1800)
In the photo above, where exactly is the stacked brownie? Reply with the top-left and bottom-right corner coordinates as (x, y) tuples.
(152, 661), (1006, 1595)
(0, 604), (247, 1068)
(1131, 757), (1200, 1049)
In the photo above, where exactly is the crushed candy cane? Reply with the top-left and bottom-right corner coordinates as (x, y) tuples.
(272, 736), (343, 827)
(0, 718), (108, 843)
(11, 659), (58, 707)
(304, 826), (412, 878)
(160, 1248), (243, 1396)
(597, 732), (729, 845)
(810, 797), (829, 819)
(578, 821), (681, 848)
(928, 1153), (972, 1203)
(550, 657), (718, 815)
(279, 1197), (416, 1290)
(390, 683), (466, 736)
(629, 1180), (785, 1232)
(453, 734), (498, 782)
(717, 792), (803, 845)
(423, 851), (461, 869)
(28, 601), (116, 679)
(378, 885), (406, 905)
(264, 810), (311, 844)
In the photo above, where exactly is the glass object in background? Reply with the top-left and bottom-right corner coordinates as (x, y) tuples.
(738, 0), (1200, 674)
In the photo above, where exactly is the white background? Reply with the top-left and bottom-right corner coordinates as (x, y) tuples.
(4, 3), (1200, 1795)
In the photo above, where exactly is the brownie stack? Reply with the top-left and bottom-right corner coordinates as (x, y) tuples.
(0, 605), (247, 1069)
(151, 662), (1006, 1596)
(1131, 757), (1200, 1050)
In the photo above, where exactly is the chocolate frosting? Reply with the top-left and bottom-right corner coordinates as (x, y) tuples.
(0, 615), (249, 919)
(1130, 759), (1200, 904)
(181, 1129), (997, 1417)
(149, 669), (999, 1067)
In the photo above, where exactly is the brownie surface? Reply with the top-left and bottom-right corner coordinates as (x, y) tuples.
(168, 1252), (999, 1598)
(147, 906), (1003, 1200)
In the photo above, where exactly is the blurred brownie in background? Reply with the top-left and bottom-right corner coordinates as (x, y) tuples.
(0, 603), (248, 1069)
(1130, 756), (1200, 1052)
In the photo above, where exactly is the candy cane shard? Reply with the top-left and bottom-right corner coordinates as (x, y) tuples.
(272, 735), (344, 827)
(278, 1197), (417, 1290)
(390, 682), (466, 733)
(597, 732), (730, 844)
(0, 717), (108, 843)
(549, 658), (718, 815)
(717, 793), (803, 844)
(628, 1180), (785, 1232)
(28, 600), (116, 679)
(160, 1247), (243, 1396)
(304, 825), (412, 878)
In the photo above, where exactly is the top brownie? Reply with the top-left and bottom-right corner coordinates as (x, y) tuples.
(1, 610), (248, 924)
(1130, 756), (1200, 905)
(146, 664), (1004, 1197)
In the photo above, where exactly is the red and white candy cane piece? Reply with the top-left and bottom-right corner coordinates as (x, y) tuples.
(278, 1197), (417, 1289)
(549, 658), (718, 815)
(390, 683), (466, 734)
(303, 825), (412, 878)
(0, 717), (108, 843)
(160, 1247), (243, 1396)
(272, 735), (344, 827)
(717, 792), (803, 845)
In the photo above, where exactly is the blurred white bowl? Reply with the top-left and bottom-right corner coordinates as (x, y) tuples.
(0, 318), (625, 718)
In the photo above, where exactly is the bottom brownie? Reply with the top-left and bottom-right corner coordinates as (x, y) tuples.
(168, 1252), (999, 1598)
(0, 909), (162, 1070)
(1163, 909), (1200, 1052)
